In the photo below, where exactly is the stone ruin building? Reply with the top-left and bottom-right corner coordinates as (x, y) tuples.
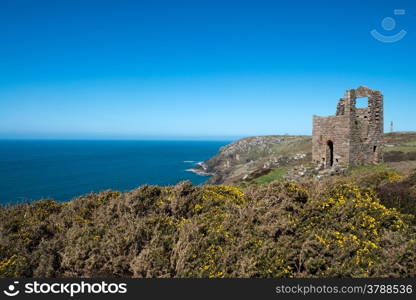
(312, 86), (383, 169)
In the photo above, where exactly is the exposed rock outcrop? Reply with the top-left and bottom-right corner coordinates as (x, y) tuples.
(191, 135), (311, 184)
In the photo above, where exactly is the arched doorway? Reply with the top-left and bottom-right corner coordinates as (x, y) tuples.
(327, 140), (334, 167)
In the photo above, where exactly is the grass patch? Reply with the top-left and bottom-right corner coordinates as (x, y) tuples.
(254, 168), (288, 186)
(269, 138), (311, 157)
(346, 163), (394, 176)
(385, 145), (416, 153)
(404, 140), (416, 146)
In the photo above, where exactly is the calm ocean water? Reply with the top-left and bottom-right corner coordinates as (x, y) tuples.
(0, 140), (229, 204)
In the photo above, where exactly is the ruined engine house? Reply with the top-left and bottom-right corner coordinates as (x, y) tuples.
(312, 86), (383, 168)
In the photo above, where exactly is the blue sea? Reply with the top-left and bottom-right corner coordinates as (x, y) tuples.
(0, 140), (229, 204)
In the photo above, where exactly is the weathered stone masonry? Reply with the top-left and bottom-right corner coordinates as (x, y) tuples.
(312, 86), (383, 168)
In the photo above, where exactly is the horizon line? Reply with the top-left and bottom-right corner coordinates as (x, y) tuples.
(0, 131), (413, 142)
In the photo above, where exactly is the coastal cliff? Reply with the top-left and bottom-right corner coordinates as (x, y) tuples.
(192, 135), (311, 184)
(192, 132), (416, 185)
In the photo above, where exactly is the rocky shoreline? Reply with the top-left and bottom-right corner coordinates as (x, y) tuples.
(187, 162), (213, 176)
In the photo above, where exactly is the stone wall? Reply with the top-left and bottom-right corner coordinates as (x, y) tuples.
(312, 86), (383, 168)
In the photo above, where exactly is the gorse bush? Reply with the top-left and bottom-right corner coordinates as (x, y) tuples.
(376, 170), (416, 220)
(0, 178), (415, 278)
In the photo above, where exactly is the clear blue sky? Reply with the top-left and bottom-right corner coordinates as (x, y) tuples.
(0, 0), (415, 140)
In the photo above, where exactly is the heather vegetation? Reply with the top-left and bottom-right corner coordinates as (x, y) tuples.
(1, 168), (415, 278)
